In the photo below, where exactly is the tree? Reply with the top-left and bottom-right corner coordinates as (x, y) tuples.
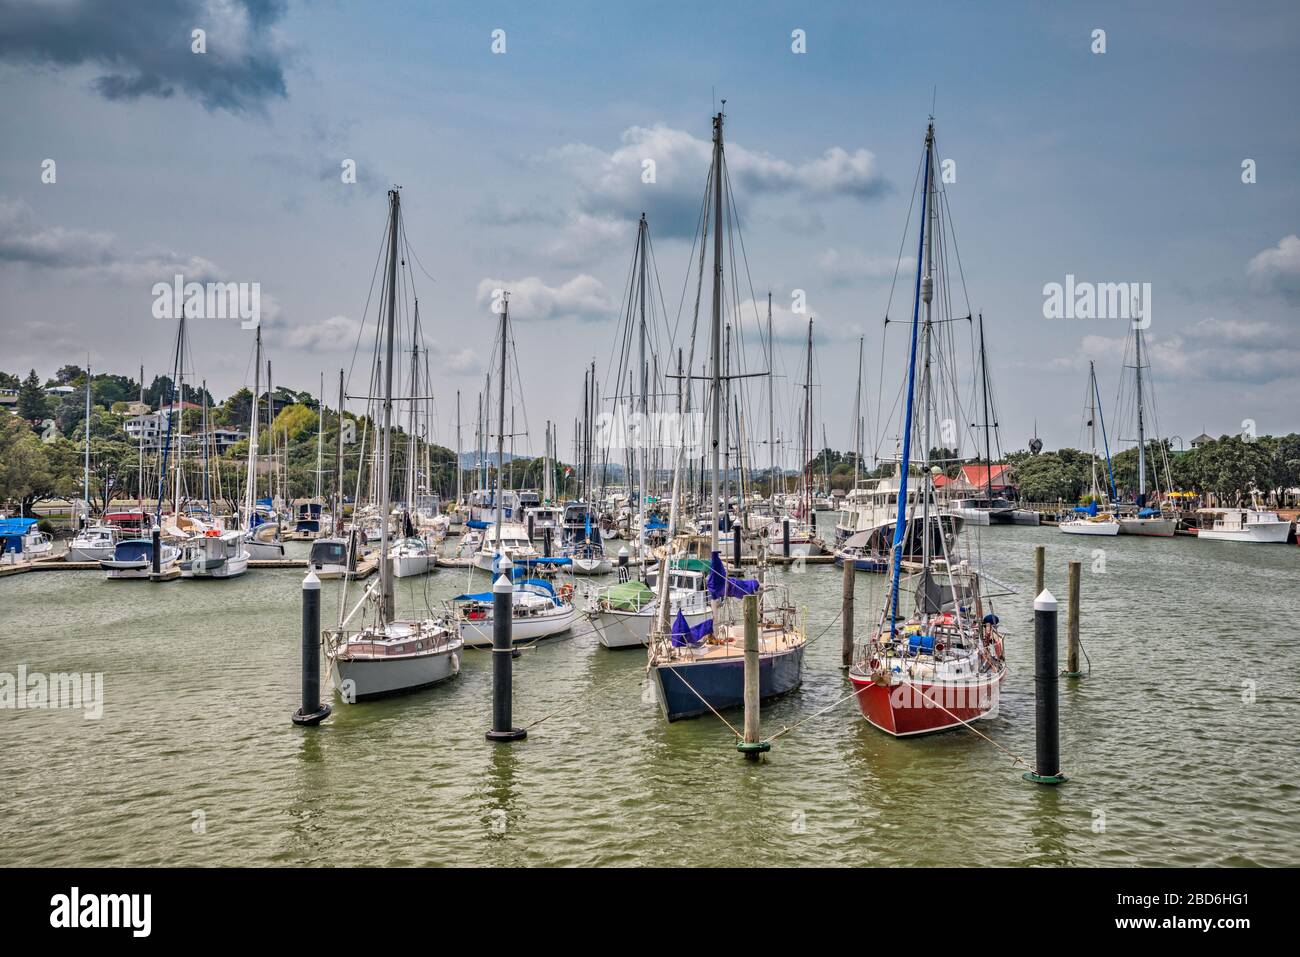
(0, 412), (77, 513)
(17, 369), (49, 423)
(56, 364), (85, 384)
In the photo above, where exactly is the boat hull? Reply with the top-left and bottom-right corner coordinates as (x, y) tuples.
(245, 539), (285, 560)
(1059, 520), (1119, 536)
(849, 669), (1003, 737)
(591, 605), (711, 649)
(1116, 516), (1176, 537)
(459, 605), (577, 647)
(67, 544), (116, 562)
(652, 643), (804, 721)
(181, 552), (249, 578)
(391, 554), (432, 577)
(333, 647), (460, 700)
(1198, 524), (1290, 544)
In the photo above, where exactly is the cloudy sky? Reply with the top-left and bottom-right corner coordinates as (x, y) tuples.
(1, 0), (1297, 465)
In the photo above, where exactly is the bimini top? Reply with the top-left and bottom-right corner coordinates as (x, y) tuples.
(0, 517), (39, 535)
(455, 578), (560, 605)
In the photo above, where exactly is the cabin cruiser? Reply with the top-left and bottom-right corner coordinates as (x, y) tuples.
(0, 518), (54, 563)
(67, 524), (122, 562)
(470, 521), (539, 572)
(1195, 506), (1290, 544)
(287, 498), (328, 541)
(308, 536), (352, 579)
(180, 531), (251, 579)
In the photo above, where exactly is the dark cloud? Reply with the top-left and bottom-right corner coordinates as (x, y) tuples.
(0, 0), (290, 113)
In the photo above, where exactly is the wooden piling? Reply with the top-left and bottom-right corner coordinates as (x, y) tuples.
(1034, 544), (1045, 598)
(736, 594), (768, 758)
(840, 556), (855, 669)
(1066, 560), (1083, 677)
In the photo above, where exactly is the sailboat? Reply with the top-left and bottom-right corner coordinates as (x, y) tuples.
(240, 325), (286, 559)
(646, 108), (806, 722)
(1060, 361), (1120, 535)
(948, 314), (1040, 526)
(68, 361), (123, 562)
(1115, 328), (1176, 536)
(848, 120), (1008, 736)
(324, 189), (462, 700)
(766, 318), (824, 556)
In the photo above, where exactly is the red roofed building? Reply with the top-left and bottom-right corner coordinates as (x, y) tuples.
(941, 463), (1017, 495)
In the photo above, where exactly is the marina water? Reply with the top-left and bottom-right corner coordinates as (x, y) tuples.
(2, 521), (1296, 866)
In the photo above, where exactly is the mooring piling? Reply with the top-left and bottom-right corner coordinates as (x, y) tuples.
(542, 526), (552, 558)
(617, 546), (629, 582)
(782, 518), (790, 558)
(732, 525), (742, 568)
(1025, 589), (1068, 784)
(148, 527), (163, 582)
(736, 593), (770, 758)
(1065, 560), (1084, 678)
(1034, 544), (1045, 598)
(291, 570), (332, 726)
(486, 555), (526, 743)
(527, 513), (535, 542)
(840, 555), (855, 668)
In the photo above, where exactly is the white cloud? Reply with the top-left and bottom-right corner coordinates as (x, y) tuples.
(540, 124), (888, 238)
(0, 196), (220, 282)
(1246, 234), (1300, 302)
(270, 313), (364, 353)
(474, 274), (613, 322)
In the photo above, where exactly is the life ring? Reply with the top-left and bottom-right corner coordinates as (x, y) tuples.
(558, 583), (575, 602)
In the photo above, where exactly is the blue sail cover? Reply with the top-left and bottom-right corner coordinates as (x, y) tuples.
(466, 519), (492, 529)
(707, 550), (759, 601)
(1073, 501), (1099, 516)
(671, 609), (713, 647)
(645, 517), (667, 530)
(1138, 507), (1158, 518)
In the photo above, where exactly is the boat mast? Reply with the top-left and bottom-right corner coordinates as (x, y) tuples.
(495, 294), (509, 555)
(804, 319), (813, 518)
(709, 109), (724, 557)
(377, 188), (400, 623)
(455, 390), (463, 506)
(1135, 328), (1146, 504)
(335, 369), (344, 535)
(887, 121), (932, 638)
(316, 371), (325, 502)
(979, 312), (994, 502)
(244, 332), (260, 530)
(853, 336), (863, 489)
(637, 212), (649, 557)
(138, 363), (144, 517)
(83, 357), (91, 515)
(767, 292), (775, 498)
(920, 122), (936, 581)
(1087, 361), (1100, 500)
(201, 380), (210, 512)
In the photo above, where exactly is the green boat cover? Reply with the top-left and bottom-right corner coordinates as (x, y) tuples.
(605, 580), (654, 611)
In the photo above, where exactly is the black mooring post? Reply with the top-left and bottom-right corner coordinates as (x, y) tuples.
(487, 556), (525, 742)
(617, 546), (629, 583)
(1025, 589), (1067, 784)
(149, 526), (162, 580)
(732, 526), (742, 568)
(543, 526), (552, 558)
(527, 513), (535, 541)
(782, 518), (791, 558)
(292, 570), (332, 726)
